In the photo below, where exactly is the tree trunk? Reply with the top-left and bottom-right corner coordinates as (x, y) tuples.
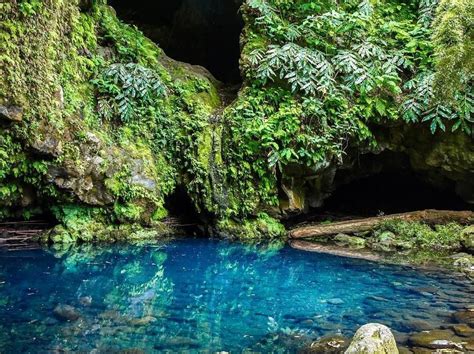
(289, 209), (474, 239)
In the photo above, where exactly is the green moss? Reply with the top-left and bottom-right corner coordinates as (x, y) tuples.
(44, 204), (172, 243)
(1, 0), (226, 240)
(216, 213), (286, 240)
(376, 220), (464, 251)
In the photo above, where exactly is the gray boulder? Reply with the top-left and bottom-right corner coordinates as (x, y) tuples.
(345, 323), (398, 354)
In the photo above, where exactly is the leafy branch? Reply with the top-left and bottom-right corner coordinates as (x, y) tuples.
(93, 63), (167, 123)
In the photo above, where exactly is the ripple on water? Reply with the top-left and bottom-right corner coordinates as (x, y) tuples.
(0, 238), (471, 352)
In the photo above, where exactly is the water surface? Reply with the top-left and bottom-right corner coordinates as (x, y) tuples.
(0, 239), (472, 352)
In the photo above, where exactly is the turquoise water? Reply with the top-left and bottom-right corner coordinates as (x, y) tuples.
(0, 239), (472, 352)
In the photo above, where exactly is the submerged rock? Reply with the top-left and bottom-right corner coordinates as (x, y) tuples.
(129, 315), (157, 326)
(451, 323), (474, 337)
(300, 335), (349, 353)
(53, 304), (81, 321)
(79, 296), (92, 307)
(408, 329), (464, 350)
(453, 309), (474, 326)
(327, 298), (345, 305)
(345, 323), (398, 354)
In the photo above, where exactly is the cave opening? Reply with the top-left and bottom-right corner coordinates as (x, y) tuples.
(322, 170), (469, 217)
(109, 0), (244, 83)
(164, 186), (205, 236)
(285, 152), (471, 226)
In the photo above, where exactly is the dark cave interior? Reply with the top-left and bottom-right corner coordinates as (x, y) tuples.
(109, 0), (244, 83)
(322, 170), (469, 217)
(285, 152), (471, 225)
(164, 186), (205, 236)
(320, 151), (471, 218)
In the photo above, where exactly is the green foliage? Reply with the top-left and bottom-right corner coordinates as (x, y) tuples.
(49, 204), (109, 243)
(432, 0), (474, 101)
(96, 5), (163, 67)
(94, 63), (167, 123)
(218, 0), (473, 218)
(243, 0), (472, 134)
(223, 86), (365, 215)
(18, 0), (42, 17)
(402, 72), (473, 133)
(216, 213), (286, 240)
(377, 220), (464, 250)
(0, 0), (220, 239)
(0, 131), (53, 218)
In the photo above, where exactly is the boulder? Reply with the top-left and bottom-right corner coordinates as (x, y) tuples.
(345, 323), (399, 354)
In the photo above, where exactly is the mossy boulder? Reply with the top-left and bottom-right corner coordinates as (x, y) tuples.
(345, 323), (399, 354)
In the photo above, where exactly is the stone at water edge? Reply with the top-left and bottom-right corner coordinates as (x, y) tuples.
(461, 225), (474, 253)
(345, 323), (399, 354)
(408, 329), (464, 350)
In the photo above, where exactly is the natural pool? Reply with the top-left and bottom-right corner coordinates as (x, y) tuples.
(0, 239), (472, 352)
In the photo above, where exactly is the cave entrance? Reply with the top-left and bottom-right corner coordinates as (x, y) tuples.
(109, 0), (244, 83)
(164, 186), (205, 236)
(322, 170), (469, 217)
(285, 152), (471, 226)
(320, 151), (471, 220)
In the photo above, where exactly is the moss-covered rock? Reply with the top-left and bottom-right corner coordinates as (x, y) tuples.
(215, 213), (286, 240)
(1, 0), (473, 242)
(0, 0), (225, 241)
(345, 323), (399, 354)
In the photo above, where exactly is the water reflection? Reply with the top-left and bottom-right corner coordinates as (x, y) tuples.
(0, 239), (471, 352)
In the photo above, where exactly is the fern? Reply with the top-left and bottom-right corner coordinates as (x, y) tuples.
(93, 63), (167, 123)
(402, 72), (472, 133)
(254, 43), (335, 95)
(418, 0), (438, 27)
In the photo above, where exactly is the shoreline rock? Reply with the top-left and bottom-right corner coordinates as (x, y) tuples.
(345, 323), (399, 354)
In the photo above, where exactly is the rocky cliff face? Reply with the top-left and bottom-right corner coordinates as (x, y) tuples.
(0, 0), (472, 242)
(0, 0), (226, 241)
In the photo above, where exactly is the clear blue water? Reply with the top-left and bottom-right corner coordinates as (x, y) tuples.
(0, 239), (472, 352)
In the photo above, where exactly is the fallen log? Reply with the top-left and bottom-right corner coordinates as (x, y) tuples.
(289, 240), (382, 262)
(290, 209), (474, 239)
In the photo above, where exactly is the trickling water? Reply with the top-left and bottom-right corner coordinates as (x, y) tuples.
(0, 239), (471, 352)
